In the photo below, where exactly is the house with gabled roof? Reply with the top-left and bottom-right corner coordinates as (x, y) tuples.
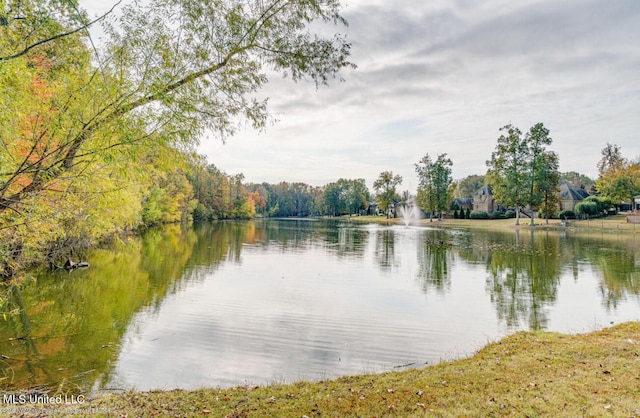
(473, 185), (501, 213)
(451, 198), (474, 211)
(558, 180), (589, 211)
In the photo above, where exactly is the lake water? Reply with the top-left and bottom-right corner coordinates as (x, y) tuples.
(1, 219), (639, 393)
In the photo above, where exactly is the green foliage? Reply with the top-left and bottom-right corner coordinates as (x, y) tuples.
(1, 0), (355, 273)
(415, 153), (454, 220)
(470, 211), (489, 219)
(188, 160), (260, 220)
(490, 211), (506, 219)
(373, 171), (402, 218)
(453, 210), (459, 219)
(504, 210), (516, 219)
(323, 182), (345, 216)
(232, 199), (255, 219)
(142, 188), (166, 226)
(322, 179), (369, 216)
(537, 152), (561, 222)
(558, 209), (575, 219)
(454, 175), (485, 198)
(486, 124), (528, 222)
(575, 201), (599, 218)
(244, 181), (324, 218)
(465, 208), (471, 219)
(193, 203), (214, 222)
(595, 145), (640, 207)
(583, 196), (608, 214)
(142, 169), (195, 226)
(561, 171), (595, 193)
(486, 123), (559, 225)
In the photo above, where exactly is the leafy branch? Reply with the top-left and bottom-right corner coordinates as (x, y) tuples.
(0, 1), (122, 62)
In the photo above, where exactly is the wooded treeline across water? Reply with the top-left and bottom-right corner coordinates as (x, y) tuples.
(0, 0), (354, 277)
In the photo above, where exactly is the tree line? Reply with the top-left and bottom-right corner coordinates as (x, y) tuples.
(192, 174), (372, 220)
(405, 123), (639, 225)
(0, 0), (354, 276)
(2, 0), (638, 277)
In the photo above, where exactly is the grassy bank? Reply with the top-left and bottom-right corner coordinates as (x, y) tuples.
(13, 322), (639, 417)
(343, 213), (640, 233)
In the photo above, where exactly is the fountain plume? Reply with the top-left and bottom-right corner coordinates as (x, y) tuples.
(397, 201), (421, 226)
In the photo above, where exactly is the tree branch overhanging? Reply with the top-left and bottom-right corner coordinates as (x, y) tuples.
(0, 1), (122, 62)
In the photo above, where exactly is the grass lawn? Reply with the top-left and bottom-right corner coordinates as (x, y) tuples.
(12, 322), (640, 417)
(342, 213), (640, 233)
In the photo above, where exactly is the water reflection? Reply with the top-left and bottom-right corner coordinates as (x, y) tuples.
(416, 229), (453, 293)
(476, 230), (561, 330)
(0, 221), (638, 393)
(374, 229), (398, 269)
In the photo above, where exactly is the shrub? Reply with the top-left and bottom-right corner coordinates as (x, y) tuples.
(470, 211), (489, 219)
(491, 210), (506, 219)
(504, 210), (516, 218)
(559, 209), (575, 219)
(465, 208), (471, 219)
(583, 196), (607, 214)
(453, 210), (459, 219)
(575, 201), (598, 218)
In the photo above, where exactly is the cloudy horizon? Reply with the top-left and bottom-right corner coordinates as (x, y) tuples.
(86, 0), (640, 193)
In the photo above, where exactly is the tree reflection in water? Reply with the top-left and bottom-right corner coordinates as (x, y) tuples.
(0, 221), (638, 393)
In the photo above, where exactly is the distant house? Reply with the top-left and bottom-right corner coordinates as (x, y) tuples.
(367, 200), (398, 217)
(452, 198), (473, 211)
(473, 185), (501, 213)
(558, 180), (589, 211)
(629, 197), (640, 223)
(367, 201), (378, 216)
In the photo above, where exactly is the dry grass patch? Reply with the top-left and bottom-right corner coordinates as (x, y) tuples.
(56, 322), (640, 417)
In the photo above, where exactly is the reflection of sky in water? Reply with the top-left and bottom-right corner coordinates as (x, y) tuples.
(106, 224), (640, 391)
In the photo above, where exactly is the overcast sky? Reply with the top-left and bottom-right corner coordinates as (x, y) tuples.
(87, 0), (640, 193)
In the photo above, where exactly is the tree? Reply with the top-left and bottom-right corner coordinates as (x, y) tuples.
(560, 172), (595, 193)
(188, 162), (234, 220)
(454, 175), (485, 198)
(597, 143), (627, 177)
(597, 164), (640, 210)
(486, 124), (529, 225)
(1, 0), (355, 273)
(595, 144), (640, 210)
(415, 155), (435, 220)
(0, 0), (118, 62)
(373, 171), (402, 218)
(322, 179), (369, 217)
(415, 153), (453, 221)
(537, 152), (561, 223)
(0, 0), (354, 215)
(487, 123), (558, 225)
(343, 179), (369, 216)
(524, 123), (554, 226)
(323, 182), (344, 216)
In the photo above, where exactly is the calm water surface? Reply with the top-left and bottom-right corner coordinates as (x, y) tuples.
(1, 220), (639, 392)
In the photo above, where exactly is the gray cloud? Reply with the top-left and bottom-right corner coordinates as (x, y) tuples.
(197, 0), (640, 188)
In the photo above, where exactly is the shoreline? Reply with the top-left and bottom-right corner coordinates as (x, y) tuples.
(14, 322), (637, 417)
(340, 213), (640, 233)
